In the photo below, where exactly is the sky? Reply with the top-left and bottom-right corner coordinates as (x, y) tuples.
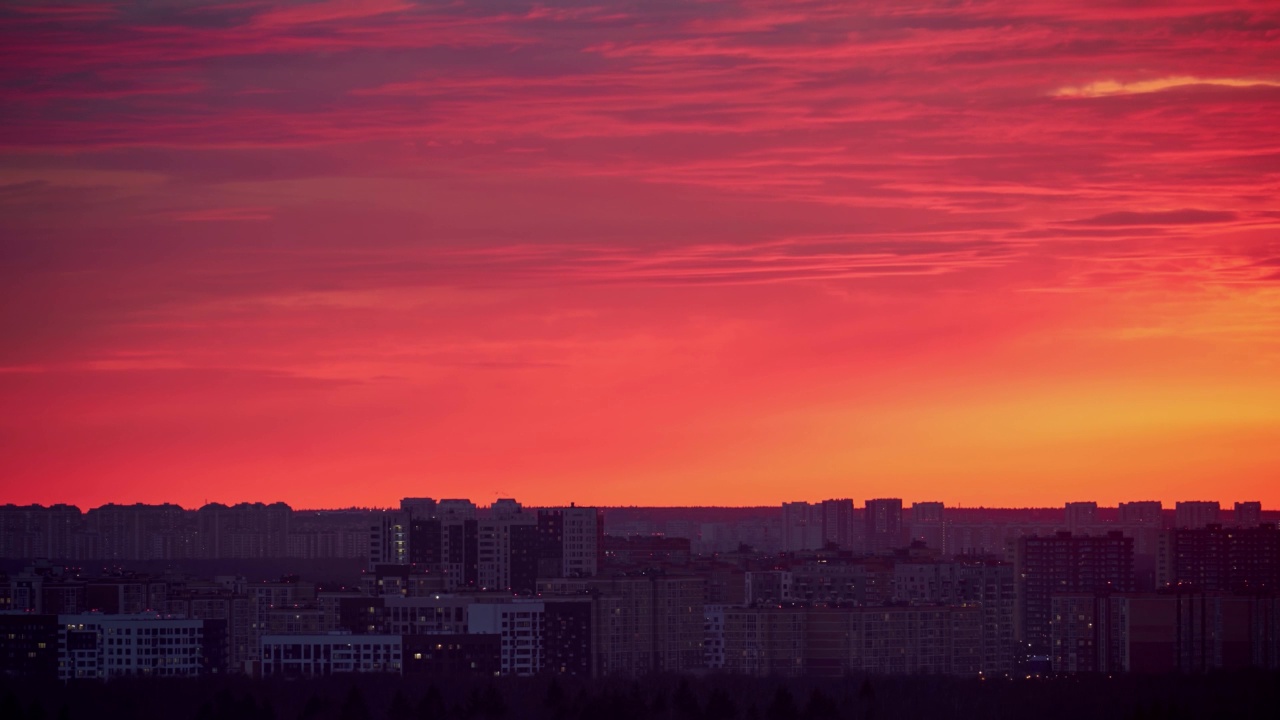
(2, 0), (1279, 510)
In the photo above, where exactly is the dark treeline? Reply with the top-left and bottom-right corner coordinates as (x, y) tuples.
(2, 672), (1277, 720)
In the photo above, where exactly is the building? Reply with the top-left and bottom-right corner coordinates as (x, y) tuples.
(476, 513), (538, 592)
(1235, 502), (1262, 527)
(260, 633), (401, 677)
(541, 572), (705, 677)
(782, 502), (822, 553)
(908, 502), (946, 554)
(1175, 502), (1220, 529)
(819, 499), (856, 550)
(467, 600), (545, 676)
(537, 506), (603, 579)
(1119, 501), (1163, 525)
(711, 605), (982, 676)
(1015, 532), (1135, 657)
(1049, 592), (1280, 674)
(1064, 502), (1098, 534)
(0, 613), (58, 678)
(57, 613), (219, 680)
(369, 511), (410, 567)
(403, 633), (499, 676)
(865, 499), (904, 553)
(1157, 523), (1280, 592)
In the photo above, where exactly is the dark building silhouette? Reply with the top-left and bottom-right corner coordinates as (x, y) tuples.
(1175, 501), (1220, 529)
(1016, 531), (1135, 658)
(0, 614), (58, 678)
(1158, 523), (1279, 592)
(1119, 501), (1163, 525)
(403, 633), (499, 676)
(865, 498), (904, 553)
(1235, 501), (1263, 527)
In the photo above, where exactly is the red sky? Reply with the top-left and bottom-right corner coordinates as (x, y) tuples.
(2, 0), (1278, 509)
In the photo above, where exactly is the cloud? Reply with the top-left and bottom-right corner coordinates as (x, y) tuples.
(1062, 209), (1240, 227)
(1054, 76), (1280, 98)
(172, 206), (275, 222)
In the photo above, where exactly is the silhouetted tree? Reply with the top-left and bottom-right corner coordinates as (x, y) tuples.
(765, 687), (797, 720)
(704, 688), (737, 720)
(387, 690), (413, 720)
(545, 678), (566, 718)
(298, 693), (328, 720)
(801, 689), (837, 720)
(673, 679), (700, 720)
(340, 686), (372, 720)
(1, 692), (20, 720)
(474, 685), (506, 719)
(416, 686), (445, 720)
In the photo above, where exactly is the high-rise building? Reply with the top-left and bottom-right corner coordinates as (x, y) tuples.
(1064, 502), (1098, 533)
(782, 502), (822, 552)
(1235, 501), (1263, 527)
(819, 499), (855, 549)
(908, 502), (946, 554)
(1118, 501), (1163, 525)
(537, 506), (603, 578)
(1175, 501), (1220, 529)
(782, 500), (855, 552)
(865, 498), (904, 553)
(1156, 523), (1280, 592)
(477, 512), (538, 592)
(1015, 531), (1135, 658)
(369, 511), (410, 567)
(399, 497), (437, 519)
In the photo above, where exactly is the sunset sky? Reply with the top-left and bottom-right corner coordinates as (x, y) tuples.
(2, 0), (1279, 509)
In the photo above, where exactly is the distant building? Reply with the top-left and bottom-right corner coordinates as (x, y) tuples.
(712, 604), (982, 676)
(1015, 531), (1135, 657)
(368, 511), (409, 567)
(403, 633), (499, 676)
(57, 613), (220, 680)
(1050, 592), (1280, 673)
(865, 499), (904, 553)
(1175, 501), (1220, 529)
(1235, 502), (1262, 527)
(260, 633), (401, 677)
(1064, 502), (1098, 534)
(907, 502), (947, 554)
(0, 614), (58, 678)
(782, 502), (822, 552)
(1156, 523), (1280, 592)
(1118, 501), (1163, 525)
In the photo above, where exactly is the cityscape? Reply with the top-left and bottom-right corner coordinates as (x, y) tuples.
(2, 496), (1277, 684)
(5, 0), (1280, 717)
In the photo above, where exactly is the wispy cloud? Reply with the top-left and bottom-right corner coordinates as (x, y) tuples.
(1054, 76), (1280, 98)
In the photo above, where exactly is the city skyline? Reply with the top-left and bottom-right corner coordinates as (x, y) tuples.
(4, 0), (1280, 510)
(4, 495), (1277, 514)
